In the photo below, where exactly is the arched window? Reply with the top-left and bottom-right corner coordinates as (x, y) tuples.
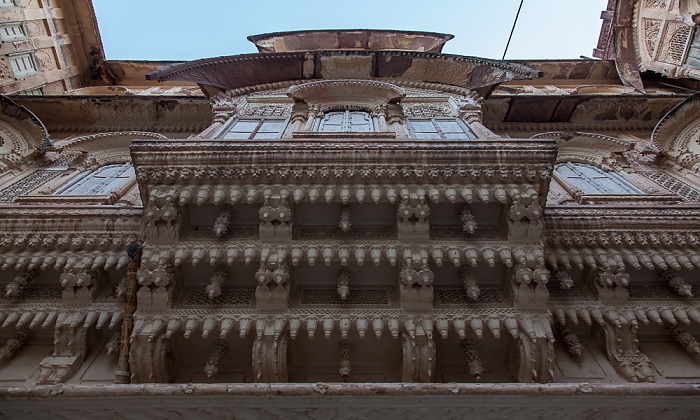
(318, 110), (374, 132)
(555, 162), (643, 195)
(53, 163), (135, 196)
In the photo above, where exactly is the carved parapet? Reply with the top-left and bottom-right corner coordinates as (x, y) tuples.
(507, 315), (554, 383)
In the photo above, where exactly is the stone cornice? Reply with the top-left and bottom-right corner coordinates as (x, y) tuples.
(146, 50), (542, 95)
(0, 383), (698, 419)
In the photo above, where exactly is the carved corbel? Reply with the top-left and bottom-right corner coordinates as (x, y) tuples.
(462, 339), (484, 381)
(671, 326), (700, 355)
(339, 205), (352, 233)
(459, 205), (477, 234)
(106, 330), (121, 356)
(337, 267), (351, 301)
(37, 313), (91, 384)
(595, 319), (654, 383)
(5, 270), (37, 298)
(252, 318), (288, 382)
(554, 270), (574, 289)
(339, 339), (352, 382)
(663, 271), (693, 297)
(460, 266), (480, 301)
(0, 328), (30, 361)
(507, 316), (555, 383)
(401, 319), (435, 382)
(206, 266), (227, 300)
(214, 205), (232, 237)
(555, 323), (584, 357)
(204, 339), (229, 380)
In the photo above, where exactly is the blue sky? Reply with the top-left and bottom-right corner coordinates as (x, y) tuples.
(93, 0), (609, 61)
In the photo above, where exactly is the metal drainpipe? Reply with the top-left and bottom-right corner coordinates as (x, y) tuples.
(115, 242), (142, 384)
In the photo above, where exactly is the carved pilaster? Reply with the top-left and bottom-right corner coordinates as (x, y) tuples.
(589, 269), (630, 302)
(397, 195), (430, 240)
(399, 261), (434, 310)
(509, 263), (550, 308)
(259, 197), (292, 241)
(136, 260), (177, 309)
(255, 260), (289, 309)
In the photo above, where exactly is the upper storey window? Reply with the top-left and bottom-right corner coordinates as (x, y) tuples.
(318, 110), (374, 133)
(555, 162), (643, 195)
(219, 117), (287, 140)
(407, 118), (475, 140)
(53, 163), (135, 196)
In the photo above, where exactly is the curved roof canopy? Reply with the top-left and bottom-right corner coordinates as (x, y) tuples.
(247, 29), (455, 53)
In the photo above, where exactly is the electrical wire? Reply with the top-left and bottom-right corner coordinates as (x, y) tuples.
(502, 0), (524, 60)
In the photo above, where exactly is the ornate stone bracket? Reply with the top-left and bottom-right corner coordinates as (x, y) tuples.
(397, 196), (430, 240)
(510, 263), (550, 308)
(37, 313), (91, 384)
(507, 316), (554, 383)
(589, 269), (630, 302)
(129, 331), (180, 384)
(596, 320), (654, 383)
(252, 318), (288, 382)
(401, 319), (435, 383)
(60, 268), (104, 303)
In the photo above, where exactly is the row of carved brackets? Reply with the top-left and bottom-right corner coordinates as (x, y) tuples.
(0, 252), (130, 272)
(0, 308), (123, 331)
(141, 242), (545, 268)
(545, 247), (700, 271)
(132, 313), (554, 342)
(549, 305), (700, 328)
(147, 184), (540, 206)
